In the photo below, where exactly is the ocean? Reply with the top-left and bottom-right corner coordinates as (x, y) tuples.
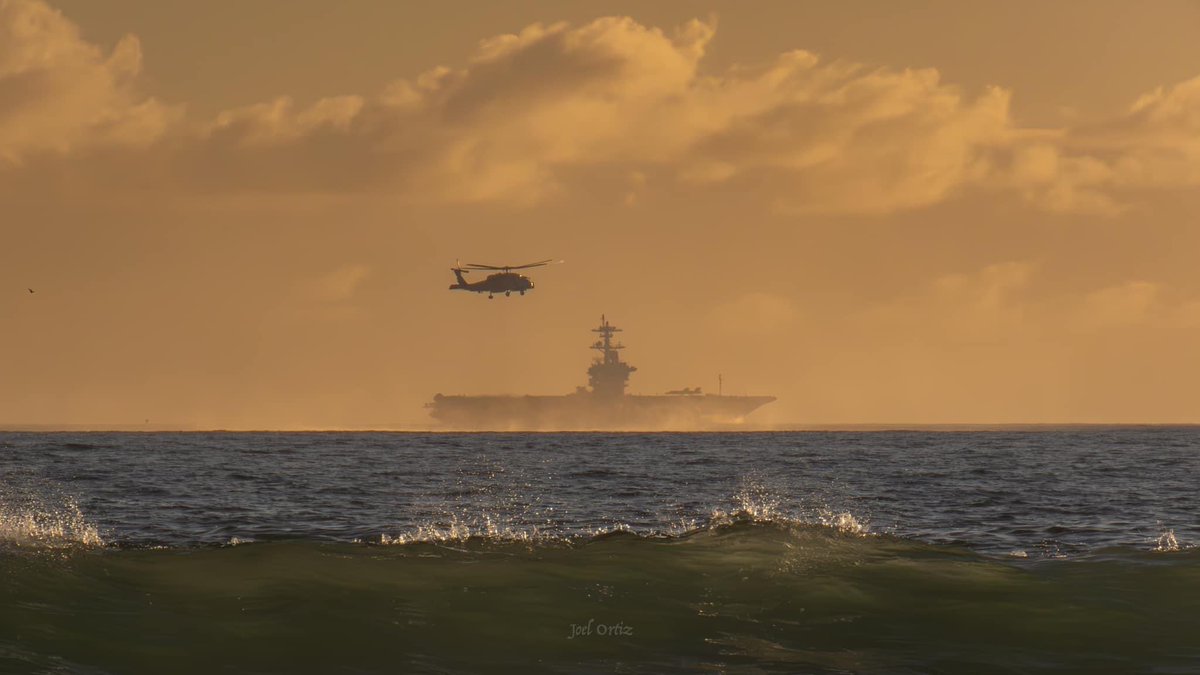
(1, 429), (1198, 673)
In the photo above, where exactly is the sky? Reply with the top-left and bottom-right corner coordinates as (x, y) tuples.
(3, 0), (1200, 427)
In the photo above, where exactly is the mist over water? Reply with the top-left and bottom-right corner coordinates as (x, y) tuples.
(2, 429), (1199, 673)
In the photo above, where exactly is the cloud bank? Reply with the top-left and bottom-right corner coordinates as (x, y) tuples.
(4, 0), (1200, 215)
(0, 0), (174, 163)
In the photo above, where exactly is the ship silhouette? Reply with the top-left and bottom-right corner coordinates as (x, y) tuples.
(427, 315), (776, 430)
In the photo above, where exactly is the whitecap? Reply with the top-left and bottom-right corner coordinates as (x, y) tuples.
(1155, 529), (1180, 552)
(0, 495), (103, 548)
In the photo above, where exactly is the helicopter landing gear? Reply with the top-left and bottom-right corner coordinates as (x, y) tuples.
(505, 291), (511, 297)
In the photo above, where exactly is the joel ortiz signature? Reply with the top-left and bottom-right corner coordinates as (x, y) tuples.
(568, 618), (634, 639)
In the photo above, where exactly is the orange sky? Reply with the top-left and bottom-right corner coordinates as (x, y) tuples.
(3, 0), (1200, 427)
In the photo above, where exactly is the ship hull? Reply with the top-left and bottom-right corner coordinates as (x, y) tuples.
(428, 393), (776, 431)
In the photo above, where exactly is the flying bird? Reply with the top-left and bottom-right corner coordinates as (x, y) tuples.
(27, 288), (34, 294)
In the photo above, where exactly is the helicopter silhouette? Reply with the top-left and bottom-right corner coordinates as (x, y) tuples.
(449, 259), (559, 299)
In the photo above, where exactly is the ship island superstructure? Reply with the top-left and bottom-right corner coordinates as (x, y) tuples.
(427, 316), (775, 430)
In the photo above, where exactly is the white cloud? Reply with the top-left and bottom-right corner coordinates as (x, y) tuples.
(685, 61), (1013, 214)
(180, 17), (1011, 211)
(861, 261), (1034, 344)
(710, 292), (800, 336)
(1075, 281), (1162, 328)
(0, 0), (175, 163)
(7, 3), (1200, 216)
(858, 264), (1196, 344)
(1005, 75), (1200, 214)
(309, 264), (372, 302)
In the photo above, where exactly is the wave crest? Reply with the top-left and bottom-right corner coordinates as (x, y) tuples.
(1156, 529), (1181, 552)
(370, 487), (870, 547)
(0, 496), (103, 548)
(374, 515), (551, 545)
(707, 486), (870, 536)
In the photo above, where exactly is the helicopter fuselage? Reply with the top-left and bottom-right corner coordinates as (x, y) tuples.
(450, 270), (534, 298)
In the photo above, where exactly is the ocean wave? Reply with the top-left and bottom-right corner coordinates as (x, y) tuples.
(0, 496), (103, 548)
(1155, 528), (1182, 552)
(57, 442), (117, 451)
(367, 488), (871, 548)
(706, 486), (870, 535)
(372, 515), (552, 546)
(3, 524), (1199, 673)
(0, 479), (103, 549)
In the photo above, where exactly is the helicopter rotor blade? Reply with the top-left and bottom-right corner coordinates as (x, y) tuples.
(504, 259), (559, 270)
(461, 259), (562, 271)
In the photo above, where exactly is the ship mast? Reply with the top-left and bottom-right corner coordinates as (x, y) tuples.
(587, 314), (637, 398)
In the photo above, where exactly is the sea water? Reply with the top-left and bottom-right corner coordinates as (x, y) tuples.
(1, 429), (1198, 673)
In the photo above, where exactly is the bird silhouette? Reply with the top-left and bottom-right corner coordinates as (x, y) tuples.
(27, 288), (34, 294)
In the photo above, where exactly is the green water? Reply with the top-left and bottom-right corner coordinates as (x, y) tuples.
(4, 522), (1198, 674)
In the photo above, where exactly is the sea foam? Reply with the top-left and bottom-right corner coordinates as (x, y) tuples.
(0, 494), (103, 548)
(371, 484), (871, 546)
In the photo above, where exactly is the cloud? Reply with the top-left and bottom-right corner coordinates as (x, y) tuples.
(1005, 75), (1200, 214)
(1074, 281), (1162, 328)
(860, 261), (1034, 344)
(169, 17), (1012, 212)
(1101, 75), (1200, 189)
(5, 6), (1007, 210)
(683, 59), (1013, 214)
(308, 263), (372, 303)
(0, 0), (175, 163)
(180, 17), (719, 200)
(1002, 142), (1123, 214)
(856, 264), (1198, 348)
(710, 292), (800, 337)
(7, 3), (1200, 215)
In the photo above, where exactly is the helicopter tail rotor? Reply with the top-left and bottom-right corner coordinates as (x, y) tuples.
(450, 263), (470, 289)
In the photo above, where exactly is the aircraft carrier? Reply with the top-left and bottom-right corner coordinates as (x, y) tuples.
(427, 316), (776, 430)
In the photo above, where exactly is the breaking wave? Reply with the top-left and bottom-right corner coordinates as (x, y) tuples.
(1156, 528), (1181, 552)
(0, 481), (103, 548)
(3, 519), (1199, 673)
(368, 486), (870, 546)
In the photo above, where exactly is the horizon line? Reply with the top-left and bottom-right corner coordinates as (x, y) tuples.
(3, 422), (1200, 433)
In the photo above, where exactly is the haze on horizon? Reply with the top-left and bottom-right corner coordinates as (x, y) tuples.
(3, 0), (1200, 428)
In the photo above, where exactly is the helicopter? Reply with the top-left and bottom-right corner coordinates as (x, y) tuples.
(449, 259), (560, 299)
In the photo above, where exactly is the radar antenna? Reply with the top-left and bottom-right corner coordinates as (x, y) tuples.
(587, 315), (637, 398)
